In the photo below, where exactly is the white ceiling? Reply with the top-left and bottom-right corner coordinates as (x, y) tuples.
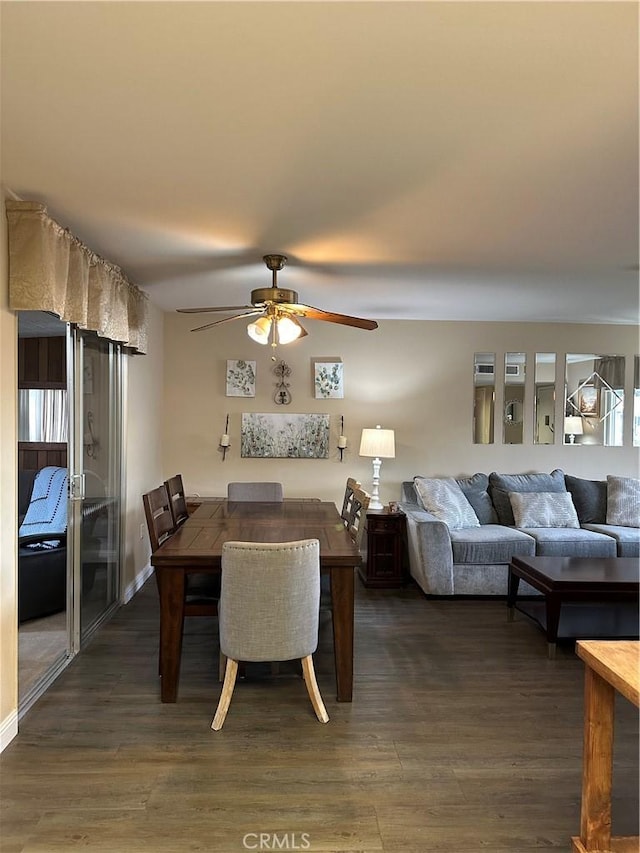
(2, 1), (638, 327)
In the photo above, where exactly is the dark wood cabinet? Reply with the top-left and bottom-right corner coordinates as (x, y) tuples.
(18, 336), (66, 388)
(359, 510), (407, 588)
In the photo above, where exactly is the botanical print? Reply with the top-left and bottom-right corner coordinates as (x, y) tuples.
(314, 362), (344, 399)
(226, 360), (256, 397)
(241, 413), (330, 458)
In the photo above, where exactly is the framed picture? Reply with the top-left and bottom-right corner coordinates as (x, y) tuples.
(313, 360), (344, 399)
(578, 384), (599, 417)
(241, 413), (330, 458)
(226, 360), (256, 397)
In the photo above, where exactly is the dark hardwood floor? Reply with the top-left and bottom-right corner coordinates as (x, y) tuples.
(1, 578), (638, 852)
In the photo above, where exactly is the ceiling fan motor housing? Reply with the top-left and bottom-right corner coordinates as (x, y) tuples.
(251, 287), (298, 306)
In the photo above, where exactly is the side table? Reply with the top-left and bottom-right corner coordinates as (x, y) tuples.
(358, 509), (407, 588)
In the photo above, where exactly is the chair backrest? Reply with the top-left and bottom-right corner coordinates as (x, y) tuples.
(219, 539), (320, 662)
(340, 477), (361, 524)
(227, 482), (284, 502)
(164, 473), (189, 527)
(347, 488), (371, 548)
(143, 484), (176, 552)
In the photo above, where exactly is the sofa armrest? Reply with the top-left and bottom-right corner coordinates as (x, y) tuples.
(399, 503), (454, 595)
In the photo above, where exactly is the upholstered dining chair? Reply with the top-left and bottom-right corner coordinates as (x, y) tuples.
(227, 482), (284, 502)
(164, 473), (189, 527)
(347, 487), (371, 549)
(340, 477), (361, 525)
(211, 539), (329, 730)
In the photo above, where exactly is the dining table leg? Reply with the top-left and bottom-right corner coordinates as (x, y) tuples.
(157, 566), (186, 702)
(330, 566), (355, 702)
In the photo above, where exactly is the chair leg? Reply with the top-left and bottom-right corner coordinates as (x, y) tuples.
(301, 655), (329, 723)
(211, 658), (239, 731)
(218, 652), (227, 682)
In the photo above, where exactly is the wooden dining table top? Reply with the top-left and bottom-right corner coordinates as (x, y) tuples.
(151, 499), (362, 569)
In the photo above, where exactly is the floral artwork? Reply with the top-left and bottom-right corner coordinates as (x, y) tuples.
(226, 360), (256, 397)
(241, 413), (330, 458)
(314, 361), (344, 399)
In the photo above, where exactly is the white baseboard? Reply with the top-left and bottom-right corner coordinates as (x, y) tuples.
(123, 563), (154, 604)
(0, 710), (18, 753)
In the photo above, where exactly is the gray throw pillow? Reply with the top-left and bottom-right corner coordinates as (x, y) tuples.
(606, 475), (640, 527)
(413, 477), (480, 529)
(455, 473), (498, 525)
(564, 474), (607, 524)
(489, 469), (566, 526)
(509, 491), (580, 529)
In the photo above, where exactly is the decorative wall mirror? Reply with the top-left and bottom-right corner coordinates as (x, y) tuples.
(564, 354), (625, 446)
(634, 356), (639, 447)
(534, 353), (555, 445)
(503, 352), (525, 444)
(473, 352), (495, 444)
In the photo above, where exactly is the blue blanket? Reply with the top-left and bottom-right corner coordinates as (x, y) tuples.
(19, 466), (68, 543)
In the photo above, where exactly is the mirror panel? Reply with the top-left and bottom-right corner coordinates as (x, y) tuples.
(634, 356), (640, 447)
(473, 353), (495, 444)
(564, 354), (625, 446)
(534, 353), (555, 445)
(503, 352), (526, 444)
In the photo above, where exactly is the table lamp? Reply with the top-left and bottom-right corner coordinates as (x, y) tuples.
(359, 425), (395, 510)
(564, 416), (584, 444)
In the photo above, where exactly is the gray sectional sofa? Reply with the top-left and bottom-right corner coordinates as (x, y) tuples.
(399, 470), (639, 596)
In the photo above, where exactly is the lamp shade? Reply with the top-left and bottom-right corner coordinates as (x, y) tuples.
(247, 315), (272, 344)
(359, 425), (395, 458)
(564, 416), (584, 435)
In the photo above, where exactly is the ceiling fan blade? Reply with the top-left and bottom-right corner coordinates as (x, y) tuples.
(190, 310), (263, 332)
(177, 304), (253, 314)
(280, 303), (378, 331)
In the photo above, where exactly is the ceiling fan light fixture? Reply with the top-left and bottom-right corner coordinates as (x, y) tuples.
(247, 315), (272, 344)
(275, 314), (304, 344)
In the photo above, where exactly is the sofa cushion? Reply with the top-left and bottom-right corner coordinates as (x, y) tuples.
(564, 474), (607, 524)
(509, 491), (580, 529)
(450, 525), (535, 565)
(414, 477), (480, 529)
(489, 469), (566, 526)
(582, 523), (640, 558)
(521, 527), (617, 558)
(456, 473), (498, 525)
(606, 475), (640, 527)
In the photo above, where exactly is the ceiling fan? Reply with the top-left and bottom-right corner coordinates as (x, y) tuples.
(176, 254), (378, 347)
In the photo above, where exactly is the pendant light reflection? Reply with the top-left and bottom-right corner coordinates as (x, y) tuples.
(247, 314), (306, 346)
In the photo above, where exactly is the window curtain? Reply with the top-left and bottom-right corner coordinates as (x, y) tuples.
(593, 356), (625, 390)
(6, 200), (148, 354)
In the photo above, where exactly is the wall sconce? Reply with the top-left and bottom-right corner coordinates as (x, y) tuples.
(359, 424), (395, 510)
(84, 411), (99, 459)
(220, 414), (230, 460)
(337, 415), (347, 461)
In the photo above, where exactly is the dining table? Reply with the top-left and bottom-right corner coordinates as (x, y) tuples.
(150, 498), (362, 703)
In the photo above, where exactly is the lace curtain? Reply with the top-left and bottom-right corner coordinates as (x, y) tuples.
(6, 200), (148, 354)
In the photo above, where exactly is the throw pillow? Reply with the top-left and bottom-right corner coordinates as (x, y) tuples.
(564, 474), (607, 524)
(606, 475), (640, 527)
(455, 473), (498, 525)
(413, 477), (480, 529)
(489, 469), (566, 526)
(509, 491), (580, 529)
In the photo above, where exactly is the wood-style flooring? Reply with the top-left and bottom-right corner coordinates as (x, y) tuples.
(1, 578), (638, 852)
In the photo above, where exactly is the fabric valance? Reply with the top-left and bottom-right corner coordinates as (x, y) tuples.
(6, 200), (148, 354)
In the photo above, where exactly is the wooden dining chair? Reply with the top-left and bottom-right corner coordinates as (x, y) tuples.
(347, 487), (371, 549)
(211, 539), (329, 730)
(227, 482), (284, 502)
(164, 473), (189, 527)
(143, 485), (219, 673)
(340, 477), (361, 525)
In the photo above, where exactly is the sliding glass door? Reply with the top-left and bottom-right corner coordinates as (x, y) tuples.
(69, 329), (122, 645)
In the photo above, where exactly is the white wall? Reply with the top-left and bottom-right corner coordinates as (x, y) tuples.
(0, 191), (18, 749)
(162, 312), (639, 507)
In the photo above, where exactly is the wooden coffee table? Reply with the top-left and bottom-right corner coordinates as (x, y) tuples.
(507, 556), (640, 658)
